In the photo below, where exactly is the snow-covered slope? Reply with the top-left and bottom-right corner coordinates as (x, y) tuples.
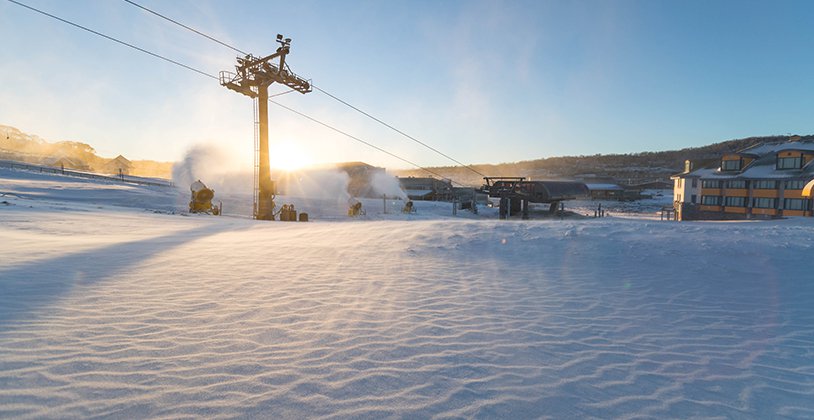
(2, 167), (813, 418)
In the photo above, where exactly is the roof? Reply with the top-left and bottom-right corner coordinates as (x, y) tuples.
(677, 140), (814, 180)
(739, 141), (814, 155)
(398, 177), (452, 186)
(629, 181), (672, 189)
(723, 151), (761, 159)
(585, 183), (624, 191)
(44, 156), (85, 166)
(399, 176), (446, 182)
(539, 181), (590, 200)
(404, 189), (434, 198)
(332, 161), (379, 169)
(106, 155), (132, 167)
(485, 180), (588, 202)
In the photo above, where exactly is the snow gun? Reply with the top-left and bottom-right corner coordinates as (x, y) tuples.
(189, 180), (222, 215)
(348, 201), (364, 217)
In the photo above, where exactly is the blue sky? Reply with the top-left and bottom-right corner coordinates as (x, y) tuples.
(1, 0), (813, 170)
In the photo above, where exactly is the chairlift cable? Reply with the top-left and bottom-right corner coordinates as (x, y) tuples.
(5, 0), (217, 81)
(269, 100), (465, 186)
(122, 0), (248, 56)
(5, 0), (466, 186)
(118, 0), (485, 179)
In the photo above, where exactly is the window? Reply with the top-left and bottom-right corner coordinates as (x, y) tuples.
(724, 196), (746, 207)
(721, 159), (741, 171)
(784, 198), (809, 211)
(692, 178), (698, 188)
(726, 180), (746, 189)
(702, 180), (721, 188)
(691, 194), (697, 204)
(777, 156), (802, 169)
(785, 180), (806, 190)
(753, 180), (777, 189)
(752, 197), (776, 209)
(701, 195), (721, 205)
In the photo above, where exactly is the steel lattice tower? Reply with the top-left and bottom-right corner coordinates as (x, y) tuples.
(220, 35), (311, 220)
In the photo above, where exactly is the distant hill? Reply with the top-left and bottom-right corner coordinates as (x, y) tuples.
(0, 124), (173, 178)
(4, 124), (808, 187)
(392, 135), (814, 187)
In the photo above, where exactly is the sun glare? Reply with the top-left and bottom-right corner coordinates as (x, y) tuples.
(269, 141), (313, 172)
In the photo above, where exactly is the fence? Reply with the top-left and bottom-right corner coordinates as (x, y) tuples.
(0, 159), (175, 188)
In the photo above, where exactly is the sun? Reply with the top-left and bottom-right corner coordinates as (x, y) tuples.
(269, 141), (313, 172)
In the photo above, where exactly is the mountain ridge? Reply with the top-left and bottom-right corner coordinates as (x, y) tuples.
(392, 134), (814, 186)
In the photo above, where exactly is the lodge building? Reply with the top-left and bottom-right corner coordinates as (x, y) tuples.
(672, 140), (814, 220)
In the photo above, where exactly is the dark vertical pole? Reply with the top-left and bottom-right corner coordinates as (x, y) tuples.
(777, 180), (785, 217)
(522, 199), (529, 220)
(256, 84), (274, 220)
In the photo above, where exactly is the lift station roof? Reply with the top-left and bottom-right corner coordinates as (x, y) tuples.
(482, 179), (589, 203)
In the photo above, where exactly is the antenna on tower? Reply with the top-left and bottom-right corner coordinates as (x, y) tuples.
(219, 34), (311, 220)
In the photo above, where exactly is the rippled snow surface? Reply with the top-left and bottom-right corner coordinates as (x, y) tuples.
(2, 170), (814, 418)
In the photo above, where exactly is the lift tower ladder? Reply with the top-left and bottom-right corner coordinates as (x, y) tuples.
(219, 34), (311, 220)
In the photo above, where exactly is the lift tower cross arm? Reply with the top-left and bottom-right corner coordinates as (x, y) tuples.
(219, 34), (311, 220)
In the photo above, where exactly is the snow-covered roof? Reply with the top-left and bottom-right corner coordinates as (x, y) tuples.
(739, 140), (814, 155)
(677, 140), (814, 180)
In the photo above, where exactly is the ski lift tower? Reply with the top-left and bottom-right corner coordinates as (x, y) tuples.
(219, 34), (311, 220)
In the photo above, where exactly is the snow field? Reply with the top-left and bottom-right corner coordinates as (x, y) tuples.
(2, 168), (814, 418)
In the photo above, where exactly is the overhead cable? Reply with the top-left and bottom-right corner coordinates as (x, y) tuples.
(118, 0), (485, 178)
(311, 85), (486, 177)
(6, 0), (460, 183)
(6, 0), (217, 80)
(270, 100), (464, 185)
(122, 0), (248, 56)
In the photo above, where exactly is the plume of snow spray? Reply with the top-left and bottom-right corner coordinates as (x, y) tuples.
(172, 144), (254, 215)
(281, 170), (351, 202)
(370, 172), (407, 200)
(274, 170), (354, 219)
(172, 145), (252, 195)
(172, 144), (221, 188)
